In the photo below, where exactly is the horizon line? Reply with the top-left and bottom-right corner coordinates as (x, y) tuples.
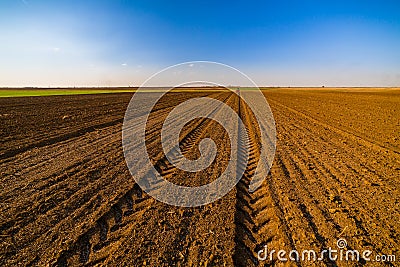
(1, 86), (400, 89)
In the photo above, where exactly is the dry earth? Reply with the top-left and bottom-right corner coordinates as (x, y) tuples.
(0, 88), (399, 266)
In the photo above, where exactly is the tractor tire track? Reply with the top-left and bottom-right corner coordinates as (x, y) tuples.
(48, 92), (234, 266)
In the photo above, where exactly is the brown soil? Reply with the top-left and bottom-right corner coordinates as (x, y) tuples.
(0, 88), (399, 266)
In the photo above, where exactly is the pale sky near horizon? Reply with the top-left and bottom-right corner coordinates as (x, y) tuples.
(0, 0), (400, 87)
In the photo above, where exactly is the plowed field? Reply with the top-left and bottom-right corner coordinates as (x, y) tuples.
(0, 88), (399, 266)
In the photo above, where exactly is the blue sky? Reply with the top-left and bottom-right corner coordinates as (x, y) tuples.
(1, 0), (399, 86)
